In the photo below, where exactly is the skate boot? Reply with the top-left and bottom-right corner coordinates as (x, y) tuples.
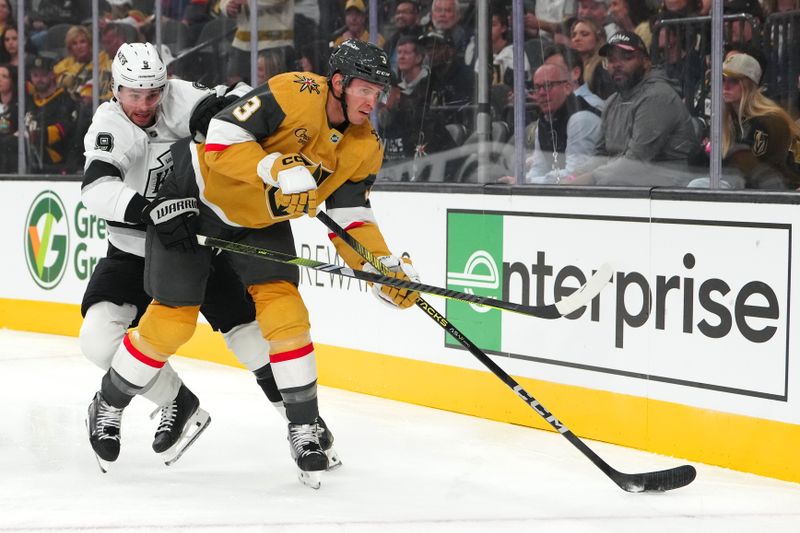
(86, 391), (124, 473)
(288, 422), (328, 489)
(316, 416), (342, 471)
(150, 384), (211, 466)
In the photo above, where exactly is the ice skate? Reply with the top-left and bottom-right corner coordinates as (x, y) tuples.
(150, 384), (211, 466)
(288, 422), (328, 489)
(317, 416), (342, 471)
(86, 391), (124, 473)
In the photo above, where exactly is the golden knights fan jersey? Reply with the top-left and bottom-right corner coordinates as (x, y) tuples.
(200, 71), (385, 230)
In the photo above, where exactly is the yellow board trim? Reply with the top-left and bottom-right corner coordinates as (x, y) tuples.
(2, 298), (798, 483)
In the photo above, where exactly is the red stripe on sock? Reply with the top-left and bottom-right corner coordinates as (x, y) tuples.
(270, 342), (314, 363)
(204, 143), (229, 152)
(123, 334), (166, 368)
(327, 221), (365, 240)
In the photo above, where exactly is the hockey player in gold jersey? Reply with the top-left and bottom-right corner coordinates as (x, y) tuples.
(86, 40), (420, 489)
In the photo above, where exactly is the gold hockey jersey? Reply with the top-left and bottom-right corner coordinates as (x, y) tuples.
(200, 71), (392, 267)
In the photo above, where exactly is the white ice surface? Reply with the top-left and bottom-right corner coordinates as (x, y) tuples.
(1, 329), (799, 533)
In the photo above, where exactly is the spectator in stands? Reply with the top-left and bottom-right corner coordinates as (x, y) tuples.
(608, 0), (653, 49)
(380, 34), (458, 178)
(101, 22), (132, 59)
(0, 63), (17, 173)
(465, 4), (529, 87)
(427, 0), (469, 52)
(579, 0), (619, 40)
(222, 0), (295, 85)
(53, 25), (100, 169)
(334, 0), (385, 47)
(104, 0), (150, 29)
(54, 26), (95, 104)
(256, 49), (285, 85)
(81, 22), (131, 104)
(724, 0), (764, 45)
(570, 18), (616, 99)
(565, 31), (698, 186)
(24, 55), (78, 174)
(544, 43), (605, 109)
(0, 0), (11, 37)
(396, 35), (429, 95)
(525, 0), (577, 40)
(500, 62), (602, 184)
(691, 53), (800, 189)
(419, 29), (474, 110)
(385, 0), (424, 72)
(296, 40), (330, 74)
(0, 26), (19, 66)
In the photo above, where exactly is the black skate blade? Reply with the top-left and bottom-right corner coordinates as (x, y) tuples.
(162, 409), (211, 466)
(298, 470), (322, 489)
(325, 447), (343, 471)
(85, 418), (110, 474)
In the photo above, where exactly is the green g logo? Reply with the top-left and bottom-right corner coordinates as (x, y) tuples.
(24, 191), (69, 289)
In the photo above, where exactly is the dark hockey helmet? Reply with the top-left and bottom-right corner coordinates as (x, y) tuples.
(328, 39), (392, 91)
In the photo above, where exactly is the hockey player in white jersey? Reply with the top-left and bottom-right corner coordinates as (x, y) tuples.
(80, 42), (340, 471)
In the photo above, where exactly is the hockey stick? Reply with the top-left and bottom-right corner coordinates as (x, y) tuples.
(195, 235), (612, 319)
(315, 210), (696, 493)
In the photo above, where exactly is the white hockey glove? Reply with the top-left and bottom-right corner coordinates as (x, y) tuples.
(257, 152), (318, 218)
(363, 255), (420, 310)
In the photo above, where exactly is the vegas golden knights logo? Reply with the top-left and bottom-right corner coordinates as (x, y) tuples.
(753, 129), (768, 157)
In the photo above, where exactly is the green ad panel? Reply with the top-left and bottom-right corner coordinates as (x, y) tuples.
(446, 212), (503, 351)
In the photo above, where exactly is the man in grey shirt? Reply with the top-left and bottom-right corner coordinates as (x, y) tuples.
(566, 31), (698, 186)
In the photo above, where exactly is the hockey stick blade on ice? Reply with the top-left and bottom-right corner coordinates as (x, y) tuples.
(315, 210), (696, 493)
(196, 235), (612, 319)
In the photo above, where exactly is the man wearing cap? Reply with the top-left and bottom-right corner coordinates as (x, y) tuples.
(25, 54), (78, 173)
(564, 31), (697, 186)
(334, 0), (385, 48)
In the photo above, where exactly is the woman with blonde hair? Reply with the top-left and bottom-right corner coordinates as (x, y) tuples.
(54, 25), (96, 103)
(720, 53), (800, 189)
(570, 17), (615, 99)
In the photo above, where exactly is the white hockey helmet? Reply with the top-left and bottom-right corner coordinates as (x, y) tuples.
(111, 42), (167, 99)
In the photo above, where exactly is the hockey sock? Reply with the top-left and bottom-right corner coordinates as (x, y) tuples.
(284, 392), (319, 425)
(254, 363), (285, 404)
(100, 369), (137, 409)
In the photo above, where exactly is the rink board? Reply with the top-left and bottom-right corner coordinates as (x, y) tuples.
(1, 179), (799, 483)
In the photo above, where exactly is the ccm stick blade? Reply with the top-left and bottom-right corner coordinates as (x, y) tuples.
(196, 234), (612, 320)
(314, 210), (696, 493)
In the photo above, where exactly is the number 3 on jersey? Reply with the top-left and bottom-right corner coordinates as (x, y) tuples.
(232, 96), (262, 122)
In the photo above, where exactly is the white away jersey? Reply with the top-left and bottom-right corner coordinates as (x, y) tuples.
(81, 79), (215, 256)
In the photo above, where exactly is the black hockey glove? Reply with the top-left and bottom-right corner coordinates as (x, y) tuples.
(189, 92), (238, 141)
(141, 197), (200, 253)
